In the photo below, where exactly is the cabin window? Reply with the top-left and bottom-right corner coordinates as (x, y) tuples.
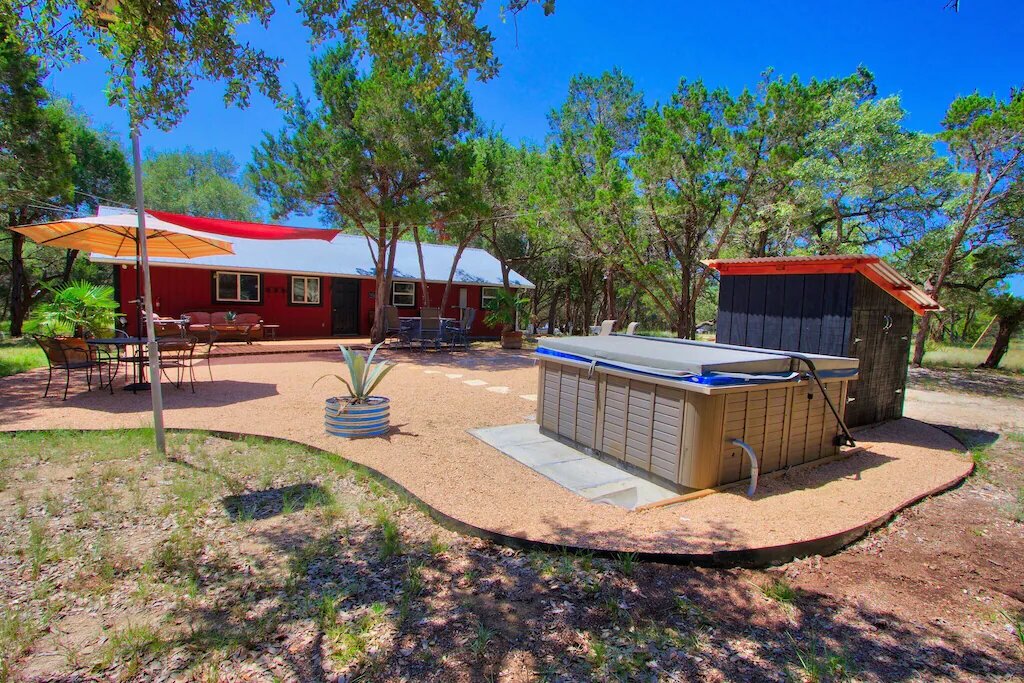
(392, 282), (416, 307)
(481, 287), (500, 310)
(215, 272), (260, 303)
(290, 276), (321, 305)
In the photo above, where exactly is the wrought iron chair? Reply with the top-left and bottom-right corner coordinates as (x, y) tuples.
(33, 335), (110, 400)
(441, 307), (475, 351)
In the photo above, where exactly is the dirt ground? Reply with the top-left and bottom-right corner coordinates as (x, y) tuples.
(0, 362), (1021, 681)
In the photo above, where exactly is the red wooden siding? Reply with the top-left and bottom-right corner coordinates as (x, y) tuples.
(117, 265), (504, 338)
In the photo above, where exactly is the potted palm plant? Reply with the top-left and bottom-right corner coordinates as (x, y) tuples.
(483, 289), (530, 350)
(315, 343), (396, 437)
(29, 281), (119, 338)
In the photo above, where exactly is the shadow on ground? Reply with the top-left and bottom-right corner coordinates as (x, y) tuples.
(223, 483), (333, 521)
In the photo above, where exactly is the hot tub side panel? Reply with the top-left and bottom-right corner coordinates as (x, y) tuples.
(537, 359), (849, 491)
(717, 380), (847, 486)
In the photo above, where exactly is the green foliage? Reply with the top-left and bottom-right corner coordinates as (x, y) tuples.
(250, 46), (476, 342)
(4, 0), (552, 131)
(315, 342), (396, 403)
(0, 337), (45, 377)
(142, 149), (260, 220)
(482, 288), (530, 332)
(27, 280), (118, 337)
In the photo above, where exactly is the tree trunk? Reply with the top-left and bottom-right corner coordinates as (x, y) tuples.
(62, 249), (79, 283)
(412, 227), (431, 308)
(979, 312), (1023, 369)
(911, 311), (931, 366)
(370, 225), (401, 344)
(604, 267), (616, 322)
(677, 264), (693, 339)
(9, 231), (28, 337)
(439, 241), (469, 315)
(546, 286), (558, 334)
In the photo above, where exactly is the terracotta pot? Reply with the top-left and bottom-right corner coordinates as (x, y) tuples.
(324, 396), (390, 437)
(500, 331), (524, 350)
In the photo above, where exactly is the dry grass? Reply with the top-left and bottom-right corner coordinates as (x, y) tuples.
(923, 343), (1024, 373)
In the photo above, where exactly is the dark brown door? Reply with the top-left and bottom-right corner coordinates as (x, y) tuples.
(331, 279), (360, 336)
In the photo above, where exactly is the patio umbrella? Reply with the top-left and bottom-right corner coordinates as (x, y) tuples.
(11, 210), (235, 456)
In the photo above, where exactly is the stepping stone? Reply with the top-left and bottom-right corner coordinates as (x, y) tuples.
(445, 373), (463, 379)
(486, 386), (510, 394)
(463, 379), (488, 386)
(423, 370), (443, 374)
(520, 394), (538, 402)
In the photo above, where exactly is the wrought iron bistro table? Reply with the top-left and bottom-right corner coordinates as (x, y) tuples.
(86, 336), (175, 392)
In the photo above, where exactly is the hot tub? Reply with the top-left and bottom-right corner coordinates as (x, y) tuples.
(536, 335), (859, 492)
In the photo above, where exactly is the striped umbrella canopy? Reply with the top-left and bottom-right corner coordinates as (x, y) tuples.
(11, 212), (234, 258)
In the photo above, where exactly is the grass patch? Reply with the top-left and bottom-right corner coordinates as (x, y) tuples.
(0, 337), (46, 378)
(788, 636), (855, 682)
(922, 344), (1024, 373)
(99, 624), (166, 678)
(970, 447), (991, 478)
(0, 609), (40, 681)
(759, 576), (798, 606)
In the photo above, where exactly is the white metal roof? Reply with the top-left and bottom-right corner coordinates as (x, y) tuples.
(91, 227), (534, 288)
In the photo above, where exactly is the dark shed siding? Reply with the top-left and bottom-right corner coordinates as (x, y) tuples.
(717, 273), (854, 357)
(715, 271), (911, 428)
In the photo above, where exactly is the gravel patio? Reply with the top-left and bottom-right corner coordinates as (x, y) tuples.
(0, 348), (974, 560)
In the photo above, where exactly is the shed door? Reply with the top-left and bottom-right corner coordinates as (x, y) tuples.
(331, 279), (360, 336)
(846, 309), (912, 426)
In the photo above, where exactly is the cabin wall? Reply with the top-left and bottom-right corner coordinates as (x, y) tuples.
(117, 266), (505, 338)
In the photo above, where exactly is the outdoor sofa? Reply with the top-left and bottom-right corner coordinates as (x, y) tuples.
(183, 311), (265, 343)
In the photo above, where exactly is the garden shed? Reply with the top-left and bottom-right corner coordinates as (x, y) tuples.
(704, 255), (942, 428)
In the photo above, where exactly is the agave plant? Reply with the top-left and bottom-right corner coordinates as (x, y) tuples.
(315, 342), (395, 404)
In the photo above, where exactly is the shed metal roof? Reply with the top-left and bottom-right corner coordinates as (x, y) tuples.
(90, 212), (534, 288)
(703, 255), (941, 315)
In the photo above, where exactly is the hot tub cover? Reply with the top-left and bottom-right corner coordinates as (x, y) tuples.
(538, 336), (858, 378)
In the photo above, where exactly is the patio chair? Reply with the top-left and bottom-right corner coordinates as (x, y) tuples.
(598, 319), (617, 336)
(158, 332), (217, 392)
(384, 305), (413, 348)
(625, 322), (639, 335)
(33, 335), (110, 400)
(419, 307), (442, 350)
(157, 336), (195, 390)
(441, 307), (475, 351)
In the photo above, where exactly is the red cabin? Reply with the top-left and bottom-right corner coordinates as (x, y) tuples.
(91, 214), (533, 339)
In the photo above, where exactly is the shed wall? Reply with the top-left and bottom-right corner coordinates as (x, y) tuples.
(716, 271), (913, 427)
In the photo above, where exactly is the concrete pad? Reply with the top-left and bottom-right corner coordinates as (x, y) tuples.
(469, 423), (677, 510)
(463, 379), (488, 386)
(520, 394), (538, 402)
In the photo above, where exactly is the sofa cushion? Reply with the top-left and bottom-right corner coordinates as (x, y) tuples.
(184, 311), (210, 324)
(210, 312), (228, 324)
(235, 313), (262, 325)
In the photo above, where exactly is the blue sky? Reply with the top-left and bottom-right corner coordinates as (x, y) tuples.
(44, 0), (1024, 291)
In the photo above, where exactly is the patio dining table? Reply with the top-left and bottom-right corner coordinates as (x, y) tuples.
(86, 336), (179, 392)
(399, 317), (457, 344)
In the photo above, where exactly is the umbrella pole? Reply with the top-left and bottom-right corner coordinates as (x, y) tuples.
(131, 130), (167, 455)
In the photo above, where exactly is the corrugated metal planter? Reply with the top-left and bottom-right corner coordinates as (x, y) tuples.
(324, 396), (390, 438)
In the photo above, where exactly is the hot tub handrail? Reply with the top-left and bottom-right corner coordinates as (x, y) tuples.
(613, 334), (857, 448)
